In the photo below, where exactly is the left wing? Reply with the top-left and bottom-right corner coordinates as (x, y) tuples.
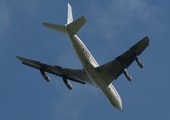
(16, 56), (94, 88)
(96, 36), (150, 85)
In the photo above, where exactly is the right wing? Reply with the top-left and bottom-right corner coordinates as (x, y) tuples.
(96, 36), (150, 85)
(16, 56), (94, 86)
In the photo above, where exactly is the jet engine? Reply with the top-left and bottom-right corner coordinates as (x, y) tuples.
(135, 56), (144, 68)
(40, 70), (50, 82)
(63, 77), (73, 90)
(123, 69), (132, 81)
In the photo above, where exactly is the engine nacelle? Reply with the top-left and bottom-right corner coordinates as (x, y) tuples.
(123, 69), (132, 81)
(63, 77), (73, 90)
(40, 70), (50, 82)
(135, 56), (144, 68)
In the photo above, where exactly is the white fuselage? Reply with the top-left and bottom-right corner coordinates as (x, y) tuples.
(68, 34), (123, 110)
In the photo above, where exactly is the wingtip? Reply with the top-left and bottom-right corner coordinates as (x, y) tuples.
(16, 56), (23, 62)
(16, 56), (20, 59)
(143, 36), (150, 43)
(42, 22), (50, 28)
(16, 56), (28, 63)
(42, 22), (46, 26)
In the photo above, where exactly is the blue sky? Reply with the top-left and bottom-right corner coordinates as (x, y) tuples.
(0, 0), (169, 120)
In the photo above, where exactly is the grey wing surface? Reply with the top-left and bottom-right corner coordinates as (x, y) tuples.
(96, 36), (150, 85)
(16, 56), (94, 86)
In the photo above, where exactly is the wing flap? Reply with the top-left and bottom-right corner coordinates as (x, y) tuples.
(61, 68), (93, 85)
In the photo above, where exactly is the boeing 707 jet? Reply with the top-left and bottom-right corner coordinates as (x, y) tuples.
(16, 3), (149, 111)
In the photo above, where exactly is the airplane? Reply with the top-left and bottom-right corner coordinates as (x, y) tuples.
(16, 3), (149, 111)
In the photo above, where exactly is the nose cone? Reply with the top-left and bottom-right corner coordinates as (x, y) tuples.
(116, 97), (123, 111)
(110, 97), (123, 111)
(117, 101), (123, 111)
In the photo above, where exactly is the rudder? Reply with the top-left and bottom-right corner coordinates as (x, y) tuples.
(67, 3), (73, 24)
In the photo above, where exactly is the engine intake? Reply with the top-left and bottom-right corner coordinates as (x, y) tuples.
(63, 77), (73, 90)
(40, 70), (50, 82)
(123, 69), (132, 81)
(135, 56), (144, 68)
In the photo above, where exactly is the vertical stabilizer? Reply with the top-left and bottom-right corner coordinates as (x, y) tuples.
(67, 3), (73, 24)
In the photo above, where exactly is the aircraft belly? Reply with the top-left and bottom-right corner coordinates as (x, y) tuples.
(69, 35), (112, 87)
(68, 35), (98, 86)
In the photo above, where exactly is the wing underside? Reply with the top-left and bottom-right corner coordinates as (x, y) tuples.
(96, 36), (150, 85)
(16, 56), (94, 86)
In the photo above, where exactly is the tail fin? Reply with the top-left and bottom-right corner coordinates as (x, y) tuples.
(67, 3), (73, 24)
(42, 3), (86, 35)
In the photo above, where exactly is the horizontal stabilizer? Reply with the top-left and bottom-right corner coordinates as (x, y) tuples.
(42, 22), (67, 34)
(66, 16), (86, 35)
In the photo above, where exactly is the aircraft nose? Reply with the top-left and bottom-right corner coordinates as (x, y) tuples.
(110, 95), (123, 111)
(117, 98), (123, 111)
(118, 102), (123, 111)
